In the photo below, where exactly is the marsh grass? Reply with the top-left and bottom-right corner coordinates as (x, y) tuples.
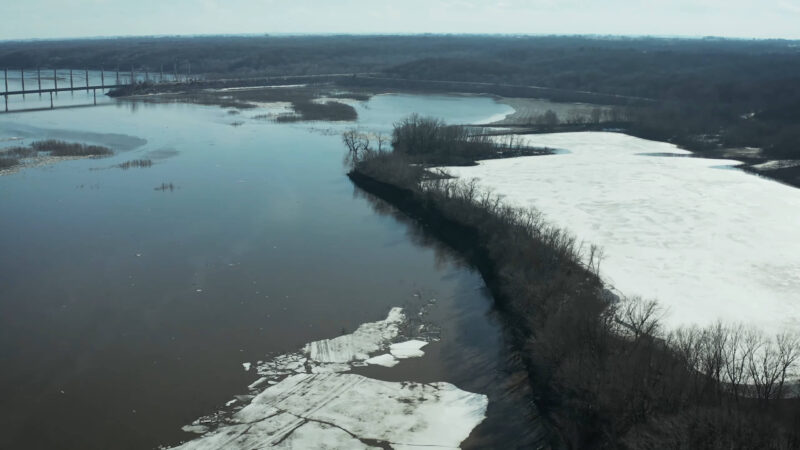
(0, 157), (20, 169)
(30, 140), (113, 157)
(0, 141), (113, 172)
(275, 100), (358, 122)
(117, 159), (153, 169)
(154, 182), (175, 191)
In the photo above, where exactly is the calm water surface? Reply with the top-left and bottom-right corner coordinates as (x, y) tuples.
(0, 94), (543, 449)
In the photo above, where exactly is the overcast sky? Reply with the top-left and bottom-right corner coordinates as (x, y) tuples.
(3, 0), (800, 40)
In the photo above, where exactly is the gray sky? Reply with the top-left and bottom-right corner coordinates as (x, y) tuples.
(3, 0), (800, 40)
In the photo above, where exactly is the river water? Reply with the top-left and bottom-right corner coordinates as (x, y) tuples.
(0, 94), (549, 449)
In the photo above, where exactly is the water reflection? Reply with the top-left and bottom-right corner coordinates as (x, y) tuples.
(350, 186), (550, 449)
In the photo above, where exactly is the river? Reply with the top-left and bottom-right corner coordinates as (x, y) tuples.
(0, 93), (549, 449)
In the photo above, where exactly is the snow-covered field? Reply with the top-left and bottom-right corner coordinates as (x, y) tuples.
(443, 132), (800, 333)
(169, 308), (487, 449)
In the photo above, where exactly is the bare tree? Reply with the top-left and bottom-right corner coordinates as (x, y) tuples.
(616, 297), (663, 340)
(775, 331), (800, 399)
(342, 129), (372, 167)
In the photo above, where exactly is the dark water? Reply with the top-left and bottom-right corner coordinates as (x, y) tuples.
(0, 95), (544, 449)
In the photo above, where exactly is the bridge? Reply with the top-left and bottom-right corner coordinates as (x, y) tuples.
(2, 66), (190, 112)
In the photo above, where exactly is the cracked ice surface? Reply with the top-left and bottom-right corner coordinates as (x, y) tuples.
(304, 307), (405, 364)
(170, 373), (487, 449)
(444, 132), (800, 333)
(169, 307), (485, 449)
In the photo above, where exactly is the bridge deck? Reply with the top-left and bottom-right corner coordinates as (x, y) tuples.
(1, 84), (128, 96)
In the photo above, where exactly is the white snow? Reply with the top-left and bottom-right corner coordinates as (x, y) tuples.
(169, 373), (487, 450)
(443, 132), (800, 333)
(389, 340), (428, 359)
(242, 362), (251, 372)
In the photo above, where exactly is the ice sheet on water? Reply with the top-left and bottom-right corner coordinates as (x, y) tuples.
(444, 132), (800, 332)
(304, 307), (405, 364)
(170, 373), (487, 450)
(169, 307), (482, 449)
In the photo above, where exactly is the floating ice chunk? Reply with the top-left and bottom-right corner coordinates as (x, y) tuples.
(225, 399), (237, 407)
(248, 377), (267, 390)
(181, 424), (208, 434)
(364, 353), (399, 367)
(389, 340), (428, 359)
(303, 307), (405, 364)
(242, 362), (251, 371)
(168, 373), (487, 449)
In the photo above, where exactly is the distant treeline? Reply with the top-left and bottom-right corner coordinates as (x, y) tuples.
(4, 34), (798, 166)
(345, 117), (800, 449)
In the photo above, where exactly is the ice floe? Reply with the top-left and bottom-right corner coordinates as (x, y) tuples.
(364, 354), (399, 367)
(303, 307), (405, 364)
(389, 340), (428, 359)
(171, 373), (486, 450)
(443, 132), (800, 333)
(168, 307), (484, 449)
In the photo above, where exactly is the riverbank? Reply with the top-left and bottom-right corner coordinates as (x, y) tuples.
(346, 124), (800, 448)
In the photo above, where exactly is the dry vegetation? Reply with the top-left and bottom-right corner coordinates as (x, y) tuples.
(1, 140), (113, 171)
(117, 159), (153, 169)
(119, 84), (363, 122)
(345, 118), (800, 449)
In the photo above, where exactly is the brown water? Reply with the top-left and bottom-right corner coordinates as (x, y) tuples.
(0, 94), (546, 449)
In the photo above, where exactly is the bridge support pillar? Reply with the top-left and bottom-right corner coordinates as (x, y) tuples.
(85, 69), (89, 93)
(49, 91), (53, 109)
(4, 68), (7, 94)
(101, 67), (104, 89)
(20, 69), (24, 99)
(93, 88), (96, 105)
(53, 69), (57, 95)
(37, 67), (41, 96)
(70, 69), (74, 89)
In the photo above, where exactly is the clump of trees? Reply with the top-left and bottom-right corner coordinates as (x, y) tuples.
(345, 116), (800, 449)
(389, 114), (545, 165)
